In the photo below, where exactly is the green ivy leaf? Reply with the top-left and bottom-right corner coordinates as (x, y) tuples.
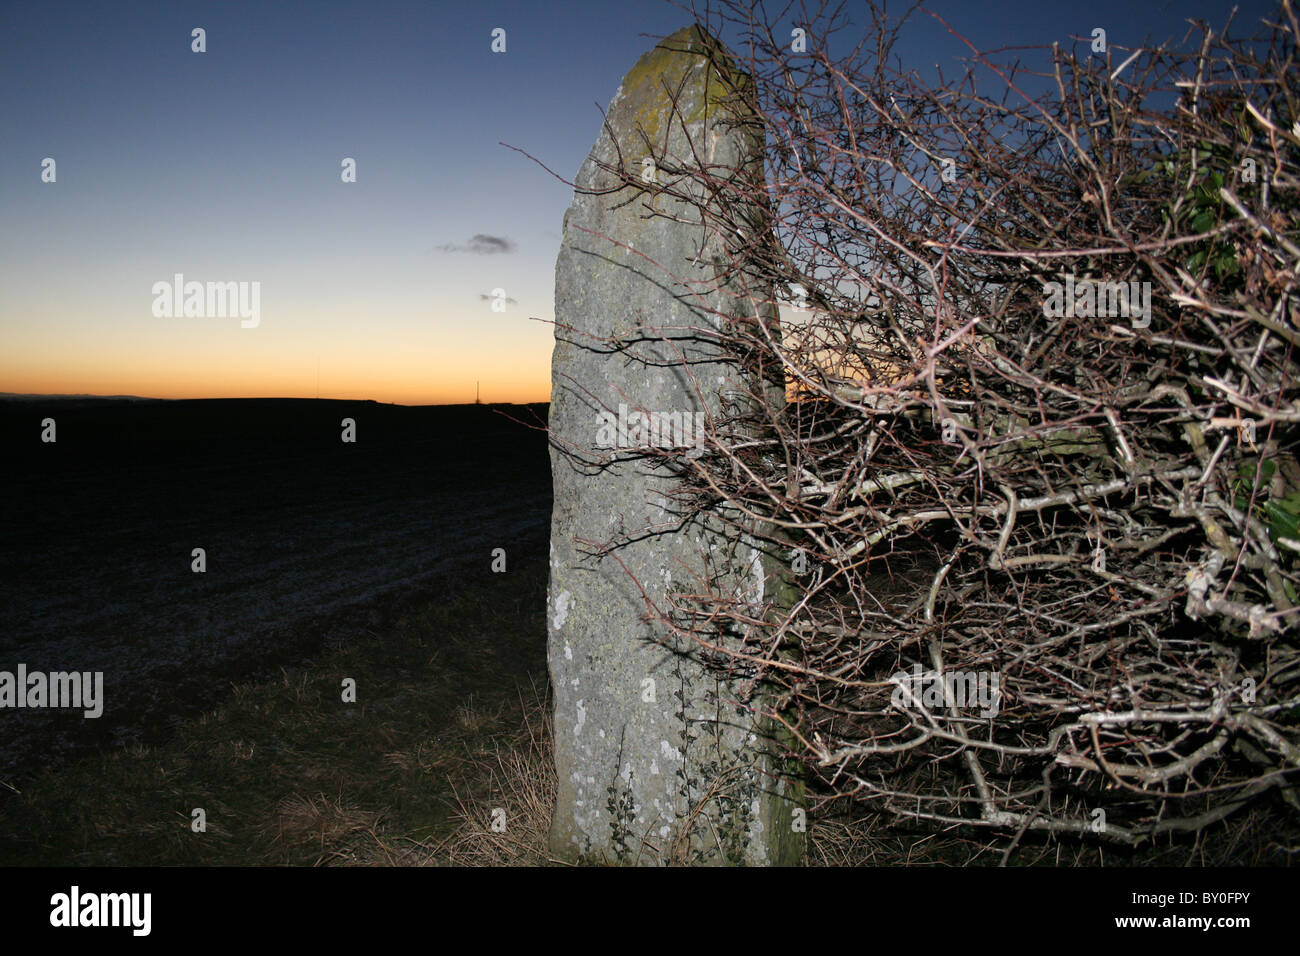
(1238, 459), (1275, 482)
(1264, 500), (1300, 543)
(1213, 252), (1238, 281)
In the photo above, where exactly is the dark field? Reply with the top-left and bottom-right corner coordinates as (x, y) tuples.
(0, 398), (552, 784)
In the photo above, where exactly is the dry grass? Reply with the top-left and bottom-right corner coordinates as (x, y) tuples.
(261, 793), (387, 865)
(414, 682), (556, 866)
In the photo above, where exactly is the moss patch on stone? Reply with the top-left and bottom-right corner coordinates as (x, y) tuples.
(620, 25), (755, 164)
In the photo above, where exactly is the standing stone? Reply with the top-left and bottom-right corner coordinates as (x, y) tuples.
(547, 25), (802, 865)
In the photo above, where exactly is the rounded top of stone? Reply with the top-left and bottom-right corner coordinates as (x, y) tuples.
(648, 24), (740, 73)
(615, 24), (751, 136)
(568, 21), (762, 198)
(659, 23), (721, 51)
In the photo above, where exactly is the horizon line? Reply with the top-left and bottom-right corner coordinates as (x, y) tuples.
(0, 392), (550, 407)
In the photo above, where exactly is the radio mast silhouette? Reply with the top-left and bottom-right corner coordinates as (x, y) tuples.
(475, 381), (481, 405)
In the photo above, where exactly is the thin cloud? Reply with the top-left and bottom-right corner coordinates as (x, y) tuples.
(438, 234), (516, 255)
(479, 293), (519, 305)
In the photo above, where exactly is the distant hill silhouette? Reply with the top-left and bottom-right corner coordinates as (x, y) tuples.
(0, 392), (160, 403)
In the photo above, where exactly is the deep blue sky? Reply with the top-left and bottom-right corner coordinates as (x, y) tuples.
(0, 0), (1273, 402)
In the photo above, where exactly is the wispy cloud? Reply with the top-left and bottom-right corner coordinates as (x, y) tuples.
(480, 293), (519, 305)
(438, 234), (516, 255)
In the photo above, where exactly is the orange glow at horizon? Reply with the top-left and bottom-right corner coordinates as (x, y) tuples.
(0, 298), (555, 406)
(0, 361), (551, 405)
(0, 380), (550, 406)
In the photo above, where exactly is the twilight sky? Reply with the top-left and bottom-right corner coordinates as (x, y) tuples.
(0, 0), (1271, 404)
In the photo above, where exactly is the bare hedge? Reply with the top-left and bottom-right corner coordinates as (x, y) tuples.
(546, 1), (1300, 858)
